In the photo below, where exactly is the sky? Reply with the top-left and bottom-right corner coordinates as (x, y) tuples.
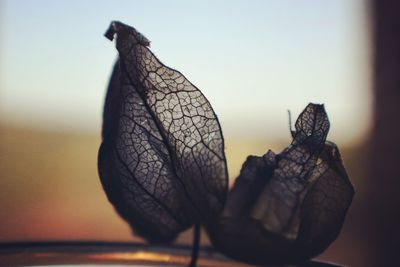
(0, 0), (371, 145)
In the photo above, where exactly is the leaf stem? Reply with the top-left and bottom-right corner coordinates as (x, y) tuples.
(188, 224), (201, 267)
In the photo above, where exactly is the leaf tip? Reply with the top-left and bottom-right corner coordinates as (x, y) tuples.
(293, 103), (330, 145)
(104, 21), (151, 47)
(104, 21), (119, 41)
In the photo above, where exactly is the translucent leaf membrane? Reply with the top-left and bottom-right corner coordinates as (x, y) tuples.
(99, 21), (228, 243)
(207, 103), (354, 265)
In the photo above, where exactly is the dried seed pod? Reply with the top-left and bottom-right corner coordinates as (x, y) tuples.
(98, 21), (228, 243)
(207, 104), (354, 265)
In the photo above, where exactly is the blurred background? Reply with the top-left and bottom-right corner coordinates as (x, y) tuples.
(1, 0), (397, 266)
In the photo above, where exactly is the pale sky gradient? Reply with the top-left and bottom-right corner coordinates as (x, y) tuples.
(0, 0), (371, 145)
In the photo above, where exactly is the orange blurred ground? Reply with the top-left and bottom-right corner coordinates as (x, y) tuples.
(0, 124), (372, 266)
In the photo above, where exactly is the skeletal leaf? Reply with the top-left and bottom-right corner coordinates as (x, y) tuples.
(98, 21), (228, 243)
(207, 103), (354, 265)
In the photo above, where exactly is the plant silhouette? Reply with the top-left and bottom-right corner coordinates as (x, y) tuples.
(206, 104), (354, 265)
(98, 21), (354, 266)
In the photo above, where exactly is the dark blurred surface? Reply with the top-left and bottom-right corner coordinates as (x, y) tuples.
(367, 0), (400, 265)
(0, 242), (343, 267)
